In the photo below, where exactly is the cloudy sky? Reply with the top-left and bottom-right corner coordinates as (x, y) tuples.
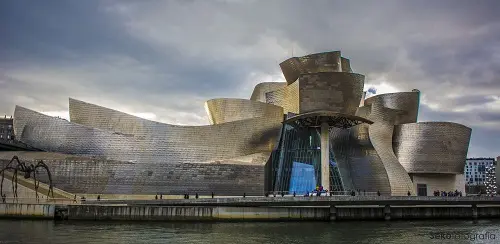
(1, 0), (499, 157)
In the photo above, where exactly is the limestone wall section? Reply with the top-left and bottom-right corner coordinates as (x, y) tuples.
(0, 152), (264, 195)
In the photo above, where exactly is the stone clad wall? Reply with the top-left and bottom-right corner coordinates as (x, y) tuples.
(0, 152), (264, 195)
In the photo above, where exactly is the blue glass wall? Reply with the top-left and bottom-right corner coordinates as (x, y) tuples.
(288, 162), (316, 194)
(269, 123), (345, 193)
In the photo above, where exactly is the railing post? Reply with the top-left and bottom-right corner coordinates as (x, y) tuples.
(329, 205), (337, 221)
(472, 204), (478, 220)
(384, 204), (391, 221)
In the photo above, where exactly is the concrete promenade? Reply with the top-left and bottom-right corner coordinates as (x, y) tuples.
(2, 196), (500, 221)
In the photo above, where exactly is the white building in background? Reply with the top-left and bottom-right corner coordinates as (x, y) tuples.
(465, 158), (495, 185)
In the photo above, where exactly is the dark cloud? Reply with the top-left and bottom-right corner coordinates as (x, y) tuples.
(1, 0), (499, 157)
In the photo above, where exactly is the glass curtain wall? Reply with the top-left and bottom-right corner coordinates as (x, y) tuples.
(270, 123), (345, 194)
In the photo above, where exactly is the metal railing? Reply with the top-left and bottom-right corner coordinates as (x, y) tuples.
(0, 197), (78, 205)
(264, 190), (380, 197)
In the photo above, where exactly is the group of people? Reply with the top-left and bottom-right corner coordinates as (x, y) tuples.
(433, 190), (463, 197)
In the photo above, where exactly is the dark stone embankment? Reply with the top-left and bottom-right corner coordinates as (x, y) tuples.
(2, 196), (500, 221)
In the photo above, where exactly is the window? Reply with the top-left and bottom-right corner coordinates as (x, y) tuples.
(478, 165), (486, 172)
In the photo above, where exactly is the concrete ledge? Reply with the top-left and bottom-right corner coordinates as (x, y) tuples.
(82, 196), (500, 207)
(67, 205), (329, 221)
(66, 205), (500, 221)
(0, 203), (54, 219)
(3, 202), (500, 221)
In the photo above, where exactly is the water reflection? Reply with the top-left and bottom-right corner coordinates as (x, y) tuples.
(0, 219), (499, 244)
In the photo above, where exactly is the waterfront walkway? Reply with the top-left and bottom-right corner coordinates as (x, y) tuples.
(81, 195), (500, 207)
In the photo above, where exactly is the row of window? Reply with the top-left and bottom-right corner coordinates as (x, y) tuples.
(466, 161), (493, 166)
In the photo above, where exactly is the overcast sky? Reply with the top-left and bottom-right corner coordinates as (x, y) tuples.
(1, 0), (499, 157)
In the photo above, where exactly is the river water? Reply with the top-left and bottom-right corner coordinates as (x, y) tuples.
(0, 219), (499, 244)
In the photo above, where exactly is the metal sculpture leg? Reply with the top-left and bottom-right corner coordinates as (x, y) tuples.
(0, 156), (54, 199)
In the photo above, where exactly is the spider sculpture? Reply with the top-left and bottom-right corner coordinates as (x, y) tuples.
(0, 156), (54, 199)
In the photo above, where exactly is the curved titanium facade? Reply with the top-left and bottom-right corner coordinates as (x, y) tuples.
(250, 82), (286, 102)
(205, 98), (284, 125)
(330, 125), (392, 195)
(18, 103), (282, 164)
(265, 80), (300, 114)
(280, 51), (343, 84)
(364, 91), (420, 124)
(341, 57), (352, 73)
(367, 102), (416, 196)
(265, 72), (365, 115)
(298, 72), (364, 114)
(393, 122), (471, 174)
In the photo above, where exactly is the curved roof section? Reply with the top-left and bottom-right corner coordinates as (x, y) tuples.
(205, 98), (284, 125)
(393, 122), (472, 174)
(341, 57), (352, 73)
(280, 51), (349, 84)
(250, 82), (286, 102)
(364, 91), (420, 124)
(17, 102), (283, 164)
(280, 51), (342, 84)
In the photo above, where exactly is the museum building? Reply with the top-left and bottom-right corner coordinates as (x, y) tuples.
(0, 51), (472, 196)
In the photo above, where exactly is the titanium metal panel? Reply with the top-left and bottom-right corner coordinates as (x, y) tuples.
(205, 98), (284, 125)
(265, 80), (300, 114)
(17, 104), (282, 164)
(364, 91), (420, 124)
(393, 122), (471, 174)
(298, 72), (364, 115)
(250, 82), (286, 102)
(367, 102), (416, 196)
(279, 51), (343, 84)
(341, 57), (352, 73)
(330, 124), (392, 195)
